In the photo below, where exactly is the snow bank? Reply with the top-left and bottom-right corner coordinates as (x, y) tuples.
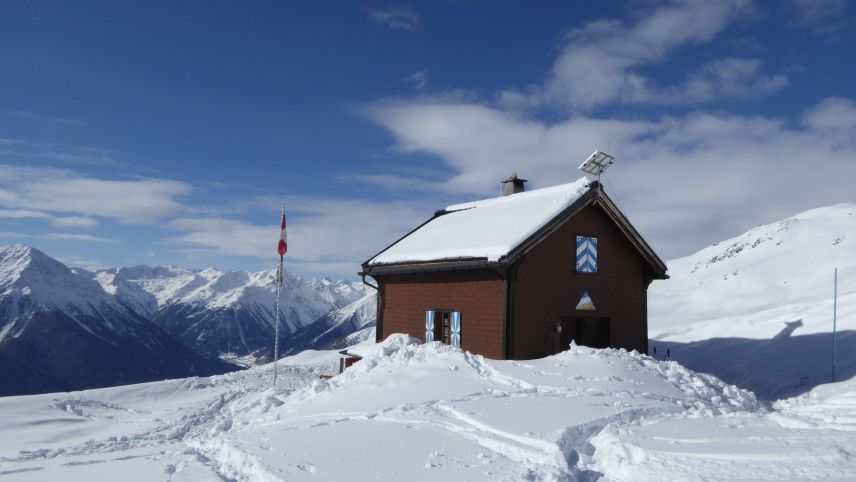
(286, 335), (759, 418)
(4, 333), (854, 481)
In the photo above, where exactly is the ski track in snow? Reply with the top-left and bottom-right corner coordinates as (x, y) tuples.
(2, 337), (856, 481)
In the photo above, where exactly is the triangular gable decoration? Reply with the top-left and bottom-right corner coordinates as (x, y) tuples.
(425, 311), (435, 343)
(450, 311), (461, 348)
(576, 291), (596, 311)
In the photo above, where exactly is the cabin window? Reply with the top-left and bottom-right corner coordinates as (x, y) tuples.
(425, 309), (461, 347)
(576, 235), (598, 273)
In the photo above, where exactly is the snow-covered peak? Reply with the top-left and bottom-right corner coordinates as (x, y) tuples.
(105, 265), (210, 308)
(0, 244), (63, 290)
(0, 244), (129, 336)
(308, 277), (368, 307)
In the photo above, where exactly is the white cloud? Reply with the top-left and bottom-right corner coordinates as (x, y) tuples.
(49, 216), (99, 228)
(660, 58), (788, 104)
(356, 1), (856, 261)
(0, 209), (98, 227)
(368, 6), (421, 30)
(404, 70), (429, 90)
(364, 96), (856, 259)
(42, 233), (116, 243)
(57, 255), (109, 271)
(0, 142), (120, 166)
(0, 165), (191, 224)
(0, 231), (116, 244)
(165, 196), (431, 277)
(6, 110), (87, 128)
(363, 100), (652, 194)
(0, 209), (52, 220)
(499, 0), (787, 111)
(788, 0), (848, 33)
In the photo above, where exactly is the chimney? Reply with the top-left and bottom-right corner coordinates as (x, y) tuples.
(501, 172), (527, 196)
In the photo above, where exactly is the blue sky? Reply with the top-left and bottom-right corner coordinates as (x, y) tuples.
(1, 0), (855, 278)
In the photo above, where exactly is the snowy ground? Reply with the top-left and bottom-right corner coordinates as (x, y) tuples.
(648, 204), (856, 399)
(2, 335), (856, 481)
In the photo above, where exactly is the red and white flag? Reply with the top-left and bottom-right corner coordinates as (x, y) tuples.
(277, 208), (287, 258)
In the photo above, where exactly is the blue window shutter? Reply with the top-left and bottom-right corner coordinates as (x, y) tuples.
(450, 311), (461, 348)
(576, 236), (598, 273)
(425, 311), (434, 343)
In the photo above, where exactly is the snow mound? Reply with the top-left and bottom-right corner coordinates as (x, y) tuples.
(288, 335), (760, 417)
(5, 334), (850, 481)
(554, 344), (761, 416)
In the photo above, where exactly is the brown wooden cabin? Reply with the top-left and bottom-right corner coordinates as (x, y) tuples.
(359, 176), (668, 360)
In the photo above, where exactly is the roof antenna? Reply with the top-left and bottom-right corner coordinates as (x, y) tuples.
(578, 150), (616, 183)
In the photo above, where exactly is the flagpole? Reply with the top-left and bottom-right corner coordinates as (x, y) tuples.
(274, 254), (282, 387)
(273, 204), (286, 389)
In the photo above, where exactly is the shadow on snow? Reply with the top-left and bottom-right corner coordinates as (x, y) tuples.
(651, 322), (856, 401)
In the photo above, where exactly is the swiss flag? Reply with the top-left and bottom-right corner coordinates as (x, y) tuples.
(277, 210), (287, 257)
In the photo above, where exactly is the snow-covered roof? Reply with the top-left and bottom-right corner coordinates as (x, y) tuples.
(368, 178), (592, 265)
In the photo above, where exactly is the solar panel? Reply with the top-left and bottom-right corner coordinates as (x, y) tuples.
(578, 150), (615, 179)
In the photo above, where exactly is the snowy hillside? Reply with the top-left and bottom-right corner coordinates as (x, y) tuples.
(649, 203), (856, 398)
(0, 245), (235, 396)
(95, 263), (368, 361)
(3, 334), (856, 480)
(283, 292), (377, 355)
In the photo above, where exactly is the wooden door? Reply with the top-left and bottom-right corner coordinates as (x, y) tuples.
(558, 316), (610, 351)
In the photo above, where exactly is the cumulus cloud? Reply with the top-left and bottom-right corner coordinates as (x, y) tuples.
(661, 58), (788, 104)
(363, 96), (856, 258)
(499, 0), (788, 111)
(354, 0), (856, 260)
(368, 6), (421, 30)
(0, 165), (191, 224)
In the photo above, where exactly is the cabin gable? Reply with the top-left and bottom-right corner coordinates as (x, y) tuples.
(510, 203), (650, 359)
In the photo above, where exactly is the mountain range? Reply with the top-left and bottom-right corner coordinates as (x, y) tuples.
(0, 244), (376, 395)
(95, 264), (370, 360)
(4, 202), (853, 399)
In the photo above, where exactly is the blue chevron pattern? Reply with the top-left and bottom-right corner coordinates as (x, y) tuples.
(576, 236), (598, 273)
